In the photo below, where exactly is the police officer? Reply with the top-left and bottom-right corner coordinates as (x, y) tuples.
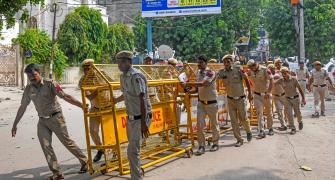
(274, 67), (306, 134)
(274, 58), (283, 73)
(268, 64), (287, 130)
(308, 61), (335, 117)
(295, 61), (310, 95)
(247, 60), (274, 138)
(217, 55), (253, 147)
(184, 55), (219, 155)
(114, 51), (152, 180)
(11, 64), (87, 180)
(79, 59), (105, 162)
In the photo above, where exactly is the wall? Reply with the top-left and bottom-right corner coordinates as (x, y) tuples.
(105, 0), (141, 25)
(61, 66), (82, 84)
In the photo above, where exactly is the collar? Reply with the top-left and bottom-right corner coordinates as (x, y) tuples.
(200, 67), (210, 73)
(283, 76), (292, 81)
(124, 67), (136, 77)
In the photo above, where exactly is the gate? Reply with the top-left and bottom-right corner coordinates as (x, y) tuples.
(0, 45), (17, 86)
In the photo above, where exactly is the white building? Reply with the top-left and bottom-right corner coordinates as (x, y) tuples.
(0, 0), (108, 45)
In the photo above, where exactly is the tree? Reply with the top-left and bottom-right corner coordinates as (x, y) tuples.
(103, 23), (134, 63)
(13, 28), (68, 80)
(133, 0), (262, 61)
(57, 6), (108, 65)
(0, 0), (44, 32)
(263, 0), (335, 62)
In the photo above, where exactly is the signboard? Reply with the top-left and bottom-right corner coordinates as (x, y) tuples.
(142, 0), (221, 18)
(101, 103), (176, 145)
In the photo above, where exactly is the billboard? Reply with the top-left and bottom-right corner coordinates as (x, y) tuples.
(142, 0), (221, 18)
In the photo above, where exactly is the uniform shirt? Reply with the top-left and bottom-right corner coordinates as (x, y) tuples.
(217, 67), (245, 97)
(296, 68), (309, 81)
(197, 67), (218, 101)
(276, 76), (300, 97)
(120, 67), (152, 116)
(272, 72), (285, 95)
(21, 79), (64, 117)
(311, 69), (328, 85)
(248, 65), (272, 93)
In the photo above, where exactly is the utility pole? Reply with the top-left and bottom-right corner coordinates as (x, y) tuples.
(291, 0), (305, 63)
(299, 0), (305, 63)
(50, 2), (57, 79)
(146, 18), (153, 57)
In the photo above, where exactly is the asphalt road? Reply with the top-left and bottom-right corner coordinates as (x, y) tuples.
(0, 85), (334, 180)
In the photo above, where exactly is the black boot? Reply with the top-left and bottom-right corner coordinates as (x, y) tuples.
(195, 146), (205, 156)
(93, 150), (103, 162)
(268, 128), (274, 136)
(247, 133), (252, 142)
(299, 122), (303, 130)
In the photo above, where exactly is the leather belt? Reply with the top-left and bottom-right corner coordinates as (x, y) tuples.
(273, 92), (285, 97)
(227, 95), (245, 100)
(199, 100), (217, 105)
(39, 111), (61, 119)
(128, 115), (142, 121)
(254, 92), (267, 96)
(313, 84), (326, 87)
(286, 95), (299, 99)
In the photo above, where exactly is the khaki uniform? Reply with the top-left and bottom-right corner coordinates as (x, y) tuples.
(196, 67), (219, 146)
(272, 72), (286, 127)
(276, 77), (302, 129)
(120, 67), (152, 180)
(217, 67), (251, 142)
(311, 69), (328, 113)
(248, 65), (273, 132)
(21, 79), (87, 175)
(296, 68), (309, 95)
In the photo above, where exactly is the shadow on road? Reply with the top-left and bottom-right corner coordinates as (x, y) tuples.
(192, 167), (286, 180)
(0, 164), (103, 180)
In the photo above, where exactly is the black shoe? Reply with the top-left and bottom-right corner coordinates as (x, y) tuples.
(299, 122), (303, 130)
(268, 128), (274, 136)
(312, 112), (319, 118)
(290, 129), (296, 135)
(278, 126), (288, 131)
(93, 150), (103, 163)
(247, 133), (252, 142)
(234, 140), (244, 147)
(258, 130), (266, 138)
(195, 146), (205, 156)
(210, 144), (219, 152)
(321, 111), (325, 116)
(79, 162), (88, 173)
(326, 98), (331, 101)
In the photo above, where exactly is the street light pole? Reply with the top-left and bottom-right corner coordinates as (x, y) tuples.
(50, 2), (57, 79)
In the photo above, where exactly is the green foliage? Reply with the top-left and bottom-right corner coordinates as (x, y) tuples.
(13, 28), (68, 80)
(0, 0), (44, 31)
(57, 6), (108, 65)
(104, 23), (134, 63)
(133, 0), (262, 61)
(263, 0), (335, 62)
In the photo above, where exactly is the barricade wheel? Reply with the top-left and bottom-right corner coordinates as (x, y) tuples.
(186, 149), (193, 158)
(100, 164), (107, 174)
(141, 168), (145, 177)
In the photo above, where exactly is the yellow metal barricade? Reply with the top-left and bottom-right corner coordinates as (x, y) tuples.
(80, 64), (193, 175)
(178, 63), (231, 145)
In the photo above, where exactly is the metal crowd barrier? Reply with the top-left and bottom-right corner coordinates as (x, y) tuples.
(80, 64), (193, 175)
